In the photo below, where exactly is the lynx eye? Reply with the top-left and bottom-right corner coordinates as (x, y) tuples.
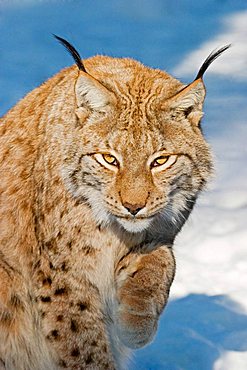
(152, 156), (169, 167)
(102, 154), (118, 165)
(150, 154), (177, 173)
(94, 153), (119, 170)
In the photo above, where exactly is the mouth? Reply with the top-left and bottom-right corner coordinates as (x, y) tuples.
(115, 214), (154, 220)
(113, 215), (153, 233)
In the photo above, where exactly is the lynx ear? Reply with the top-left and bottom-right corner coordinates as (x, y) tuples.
(166, 79), (205, 125)
(165, 44), (231, 125)
(54, 34), (116, 115)
(168, 79), (205, 113)
(75, 73), (116, 113)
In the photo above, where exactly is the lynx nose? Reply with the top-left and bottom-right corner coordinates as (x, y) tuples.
(123, 202), (145, 216)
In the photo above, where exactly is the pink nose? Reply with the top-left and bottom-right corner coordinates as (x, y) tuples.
(122, 202), (145, 216)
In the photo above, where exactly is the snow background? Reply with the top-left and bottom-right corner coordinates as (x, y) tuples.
(0, 1), (247, 369)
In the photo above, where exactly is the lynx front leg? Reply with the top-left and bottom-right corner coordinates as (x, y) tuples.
(114, 246), (175, 349)
(0, 260), (55, 370)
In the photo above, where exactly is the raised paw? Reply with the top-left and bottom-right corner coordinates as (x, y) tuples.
(115, 246), (175, 349)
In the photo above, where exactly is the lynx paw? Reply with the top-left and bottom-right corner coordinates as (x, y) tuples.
(115, 247), (175, 349)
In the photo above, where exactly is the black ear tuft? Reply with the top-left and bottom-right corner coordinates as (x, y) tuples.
(195, 44), (231, 80)
(53, 34), (87, 73)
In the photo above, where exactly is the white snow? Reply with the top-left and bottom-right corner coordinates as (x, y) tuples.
(173, 129), (247, 308)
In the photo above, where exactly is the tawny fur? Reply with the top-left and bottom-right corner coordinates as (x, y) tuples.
(0, 52), (216, 369)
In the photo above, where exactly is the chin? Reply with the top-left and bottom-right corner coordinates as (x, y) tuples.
(116, 218), (152, 233)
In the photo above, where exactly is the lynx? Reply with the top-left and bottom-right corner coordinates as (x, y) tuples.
(0, 36), (229, 369)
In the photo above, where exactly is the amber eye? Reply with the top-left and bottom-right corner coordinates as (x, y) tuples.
(102, 154), (118, 166)
(94, 153), (119, 170)
(152, 156), (169, 167)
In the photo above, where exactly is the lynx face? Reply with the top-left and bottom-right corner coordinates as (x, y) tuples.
(62, 57), (213, 234)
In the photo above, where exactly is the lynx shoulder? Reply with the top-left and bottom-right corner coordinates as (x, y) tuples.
(0, 38), (229, 369)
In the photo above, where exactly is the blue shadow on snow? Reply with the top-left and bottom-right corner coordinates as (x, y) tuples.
(131, 294), (247, 370)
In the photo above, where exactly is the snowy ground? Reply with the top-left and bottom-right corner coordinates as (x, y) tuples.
(1, 1), (247, 369)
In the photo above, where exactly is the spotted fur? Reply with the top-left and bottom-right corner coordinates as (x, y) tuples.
(0, 41), (229, 369)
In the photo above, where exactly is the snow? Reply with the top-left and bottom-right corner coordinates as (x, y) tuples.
(1, 1), (247, 369)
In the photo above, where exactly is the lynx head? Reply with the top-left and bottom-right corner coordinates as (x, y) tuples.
(55, 36), (230, 236)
